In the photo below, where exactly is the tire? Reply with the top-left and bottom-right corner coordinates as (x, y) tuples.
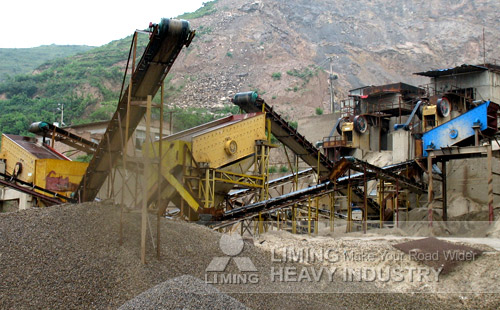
(353, 115), (368, 134)
(437, 98), (451, 117)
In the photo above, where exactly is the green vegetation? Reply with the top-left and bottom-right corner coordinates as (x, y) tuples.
(197, 25), (213, 36)
(85, 101), (117, 124)
(167, 104), (240, 132)
(191, 25), (213, 43)
(75, 154), (93, 162)
(286, 64), (322, 91)
(268, 166), (278, 174)
(272, 95), (277, 100)
(279, 165), (289, 173)
(271, 72), (282, 81)
(289, 121), (298, 130)
(0, 45), (94, 82)
(226, 51), (233, 58)
(0, 34), (150, 135)
(178, 1), (218, 19)
(0, 12), (241, 137)
(286, 65), (320, 83)
(315, 107), (324, 115)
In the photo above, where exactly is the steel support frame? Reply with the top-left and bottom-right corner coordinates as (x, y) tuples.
(198, 143), (271, 212)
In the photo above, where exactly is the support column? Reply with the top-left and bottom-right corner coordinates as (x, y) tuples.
(487, 145), (494, 223)
(395, 180), (400, 228)
(473, 125), (480, 146)
(258, 212), (263, 234)
(363, 166), (367, 234)
(442, 160), (447, 222)
(427, 155), (433, 226)
(308, 196), (312, 236)
(315, 197), (319, 235)
(378, 179), (384, 228)
(347, 183), (352, 233)
(141, 95), (152, 264)
(156, 82), (164, 260)
(330, 189), (335, 232)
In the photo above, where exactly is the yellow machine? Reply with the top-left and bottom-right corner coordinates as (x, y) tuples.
(341, 122), (354, 147)
(0, 134), (88, 199)
(144, 113), (270, 220)
(422, 98), (452, 132)
(34, 159), (88, 196)
(341, 120), (370, 150)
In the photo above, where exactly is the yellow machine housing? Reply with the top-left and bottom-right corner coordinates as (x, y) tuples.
(423, 104), (451, 132)
(35, 159), (88, 196)
(0, 134), (88, 199)
(0, 134), (40, 183)
(341, 122), (370, 150)
(145, 113), (269, 220)
(191, 113), (266, 167)
(342, 122), (354, 147)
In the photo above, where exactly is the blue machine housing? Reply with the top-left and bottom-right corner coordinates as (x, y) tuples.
(422, 101), (498, 157)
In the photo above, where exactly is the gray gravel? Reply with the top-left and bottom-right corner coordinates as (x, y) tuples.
(118, 275), (248, 310)
(0, 202), (498, 309)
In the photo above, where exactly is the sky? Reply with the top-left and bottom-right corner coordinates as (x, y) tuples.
(0, 0), (206, 48)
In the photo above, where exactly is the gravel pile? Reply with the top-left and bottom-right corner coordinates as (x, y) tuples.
(1, 202), (498, 309)
(118, 275), (248, 309)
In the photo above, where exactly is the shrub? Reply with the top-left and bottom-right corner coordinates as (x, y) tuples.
(279, 165), (289, 173)
(271, 72), (282, 81)
(268, 166), (278, 173)
(75, 154), (93, 162)
(315, 107), (324, 115)
(177, 1), (218, 19)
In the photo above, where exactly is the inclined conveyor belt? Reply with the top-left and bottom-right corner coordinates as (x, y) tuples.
(76, 18), (194, 201)
(29, 121), (98, 154)
(213, 158), (424, 228)
(232, 92), (334, 178)
(227, 168), (314, 200)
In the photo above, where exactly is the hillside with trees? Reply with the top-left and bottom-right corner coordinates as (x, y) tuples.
(0, 45), (94, 82)
(0, 0), (498, 136)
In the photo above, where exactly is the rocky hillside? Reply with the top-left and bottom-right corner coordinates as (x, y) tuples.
(162, 0), (499, 121)
(0, 0), (498, 133)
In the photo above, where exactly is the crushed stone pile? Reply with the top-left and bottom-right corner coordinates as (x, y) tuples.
(118, 275), (248, 310)
(1, 201), (498, 309)
(0, 202), (225, 309)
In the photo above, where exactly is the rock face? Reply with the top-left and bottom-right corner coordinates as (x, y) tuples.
(167, 0), (499, 120)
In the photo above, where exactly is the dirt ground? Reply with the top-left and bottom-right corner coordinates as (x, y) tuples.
(255, 227), (500, 297)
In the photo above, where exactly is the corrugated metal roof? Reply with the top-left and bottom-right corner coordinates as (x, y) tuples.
(414, 64), (493, 77)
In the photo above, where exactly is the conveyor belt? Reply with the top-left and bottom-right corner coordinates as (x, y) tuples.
(29, 121), (98, 154)
(0, 172), (75, 205)
(227, 168), (315, 200)
(213, 158), (423, 228)
(336, 186), (381, 215)
(76, 18), (194, 201)
(232, 92), (334, 178)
